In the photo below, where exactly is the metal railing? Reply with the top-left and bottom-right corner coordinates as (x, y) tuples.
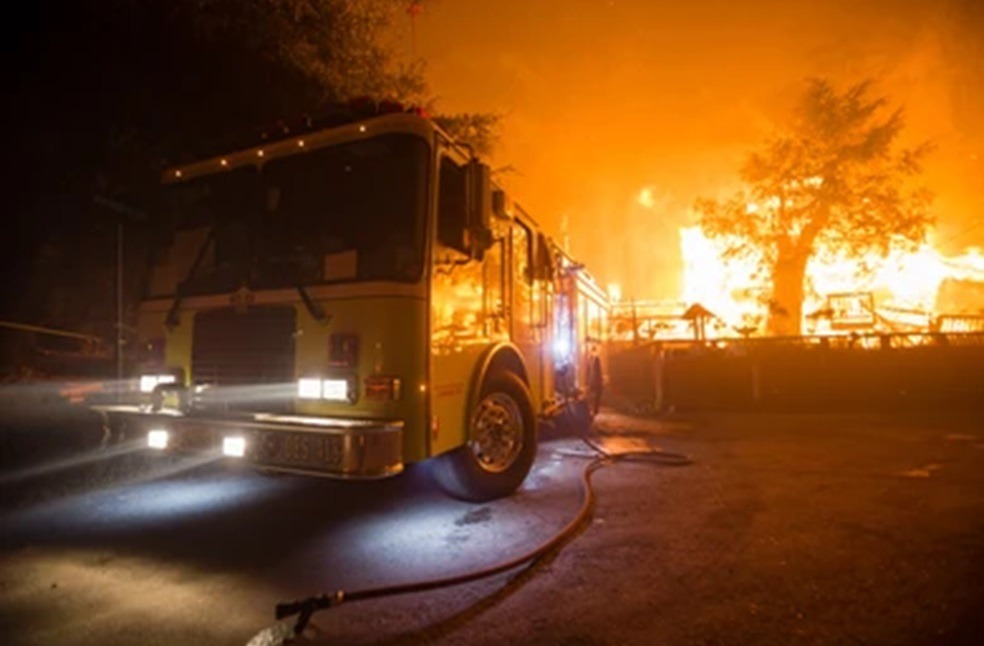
(607, 331), (984, 412)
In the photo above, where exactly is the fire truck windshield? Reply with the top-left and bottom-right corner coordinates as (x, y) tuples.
(151, 133), (429, 298)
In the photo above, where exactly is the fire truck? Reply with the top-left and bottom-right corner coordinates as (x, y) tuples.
(96, 102), (608, 500)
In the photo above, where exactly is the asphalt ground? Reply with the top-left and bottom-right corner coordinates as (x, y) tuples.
(1, 409), (983, 645)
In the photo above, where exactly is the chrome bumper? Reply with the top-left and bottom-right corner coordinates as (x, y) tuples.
(94, 405), (404, 479)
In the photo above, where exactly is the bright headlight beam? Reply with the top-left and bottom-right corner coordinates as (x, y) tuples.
(553, 337), (572, 361)
(147, 429), (169, 450)
(321, 379), (349, 401)
(139, 375), (158, 393)
(297, 378), (322, 400)
(140, 374), (177, 394)
(222, 436), (246, 458)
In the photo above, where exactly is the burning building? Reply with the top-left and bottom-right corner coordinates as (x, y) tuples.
(611, 226), (984, 342)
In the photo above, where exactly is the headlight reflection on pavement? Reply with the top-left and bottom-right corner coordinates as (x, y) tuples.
(0, 440), (146, 486)
(1, 438), (595, 646)
(1, 460), (288, 540)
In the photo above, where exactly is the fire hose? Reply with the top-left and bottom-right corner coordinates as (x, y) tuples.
(270, 434), (693, 642)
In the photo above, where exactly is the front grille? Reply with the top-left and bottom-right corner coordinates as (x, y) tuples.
(191, 306), (296, 410)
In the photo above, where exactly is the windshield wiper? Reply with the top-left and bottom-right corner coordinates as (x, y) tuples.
(297, 283), (328, 324)
(256, 249), (329, 324)
(165, 229), (215, 330)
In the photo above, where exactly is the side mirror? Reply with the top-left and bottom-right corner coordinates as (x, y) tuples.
(466, 160), (493, 259)
(467, 227), (494, 262)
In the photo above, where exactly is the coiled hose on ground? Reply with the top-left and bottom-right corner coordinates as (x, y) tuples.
(268, 433), (693, 642)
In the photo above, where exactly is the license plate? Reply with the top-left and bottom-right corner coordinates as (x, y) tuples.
(258, 432), (345, 470)
(173, 423), (218, 451)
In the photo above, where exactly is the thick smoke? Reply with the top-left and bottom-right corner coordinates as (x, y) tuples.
(415, 0), (984, 298)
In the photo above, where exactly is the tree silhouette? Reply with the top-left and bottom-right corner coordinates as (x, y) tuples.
(433, 113), (502, 159)
(694, 79), (934, 335)
(7, 0), (425, 332)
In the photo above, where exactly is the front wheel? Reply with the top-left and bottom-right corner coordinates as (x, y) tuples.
(433, 371), (537, 502)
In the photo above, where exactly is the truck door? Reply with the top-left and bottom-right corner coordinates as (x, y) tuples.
(510, 220), (541, 404)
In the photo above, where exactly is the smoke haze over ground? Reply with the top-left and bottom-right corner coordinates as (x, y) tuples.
(412, 0), (984, 299)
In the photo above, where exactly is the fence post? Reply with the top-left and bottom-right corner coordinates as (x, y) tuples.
(653, 342), (665, 412)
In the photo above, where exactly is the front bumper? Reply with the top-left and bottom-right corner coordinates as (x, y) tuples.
(94, 405), (404, 479)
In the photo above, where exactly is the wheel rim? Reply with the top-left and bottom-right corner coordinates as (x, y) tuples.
(469, 392), (525, 473)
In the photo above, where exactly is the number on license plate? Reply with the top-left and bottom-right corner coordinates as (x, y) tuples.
(277, 433), (344, 468)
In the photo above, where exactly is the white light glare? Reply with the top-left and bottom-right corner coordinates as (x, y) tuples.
(147, 429), (169, 450)
(223, 436), (246, 458)
(297, 378), (322, 399)
(140, 374), (177, 393)
(322, 379), (349, 401)
(553, 337), (571, 361)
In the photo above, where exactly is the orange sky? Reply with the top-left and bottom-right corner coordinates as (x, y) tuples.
(406, 0), (983, 299)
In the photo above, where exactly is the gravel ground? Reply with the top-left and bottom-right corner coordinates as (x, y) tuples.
(1, 409), (983, 645)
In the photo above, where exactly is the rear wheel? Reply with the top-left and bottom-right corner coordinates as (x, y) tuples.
(433, 371), (537, 502)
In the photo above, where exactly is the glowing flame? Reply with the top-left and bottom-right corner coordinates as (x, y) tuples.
(608, 283), (623, 303)
(680, 226), (764, 329)
(679, 226), (984, 336)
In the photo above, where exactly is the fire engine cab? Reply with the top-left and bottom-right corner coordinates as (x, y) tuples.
(96, 101), (608, 500)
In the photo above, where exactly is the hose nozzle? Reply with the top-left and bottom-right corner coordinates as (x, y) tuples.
(276, 591), (344, 635)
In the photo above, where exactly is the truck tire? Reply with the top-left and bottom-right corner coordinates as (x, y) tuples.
(433, 371), (537, 502)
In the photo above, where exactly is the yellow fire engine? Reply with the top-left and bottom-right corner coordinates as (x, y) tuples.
(97, 103), (608, 500)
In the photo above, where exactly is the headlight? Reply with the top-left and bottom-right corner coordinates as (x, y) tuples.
(321, 379), (349, 401)
(297, 378), (323, 400)
(147, 429), (169, 449)
(296, 377), (354, 402)
(222, 436), (246, 458)
(139, 373), (177, 393)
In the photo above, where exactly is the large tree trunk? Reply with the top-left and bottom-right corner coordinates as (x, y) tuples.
(767, 249), (808, 336)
